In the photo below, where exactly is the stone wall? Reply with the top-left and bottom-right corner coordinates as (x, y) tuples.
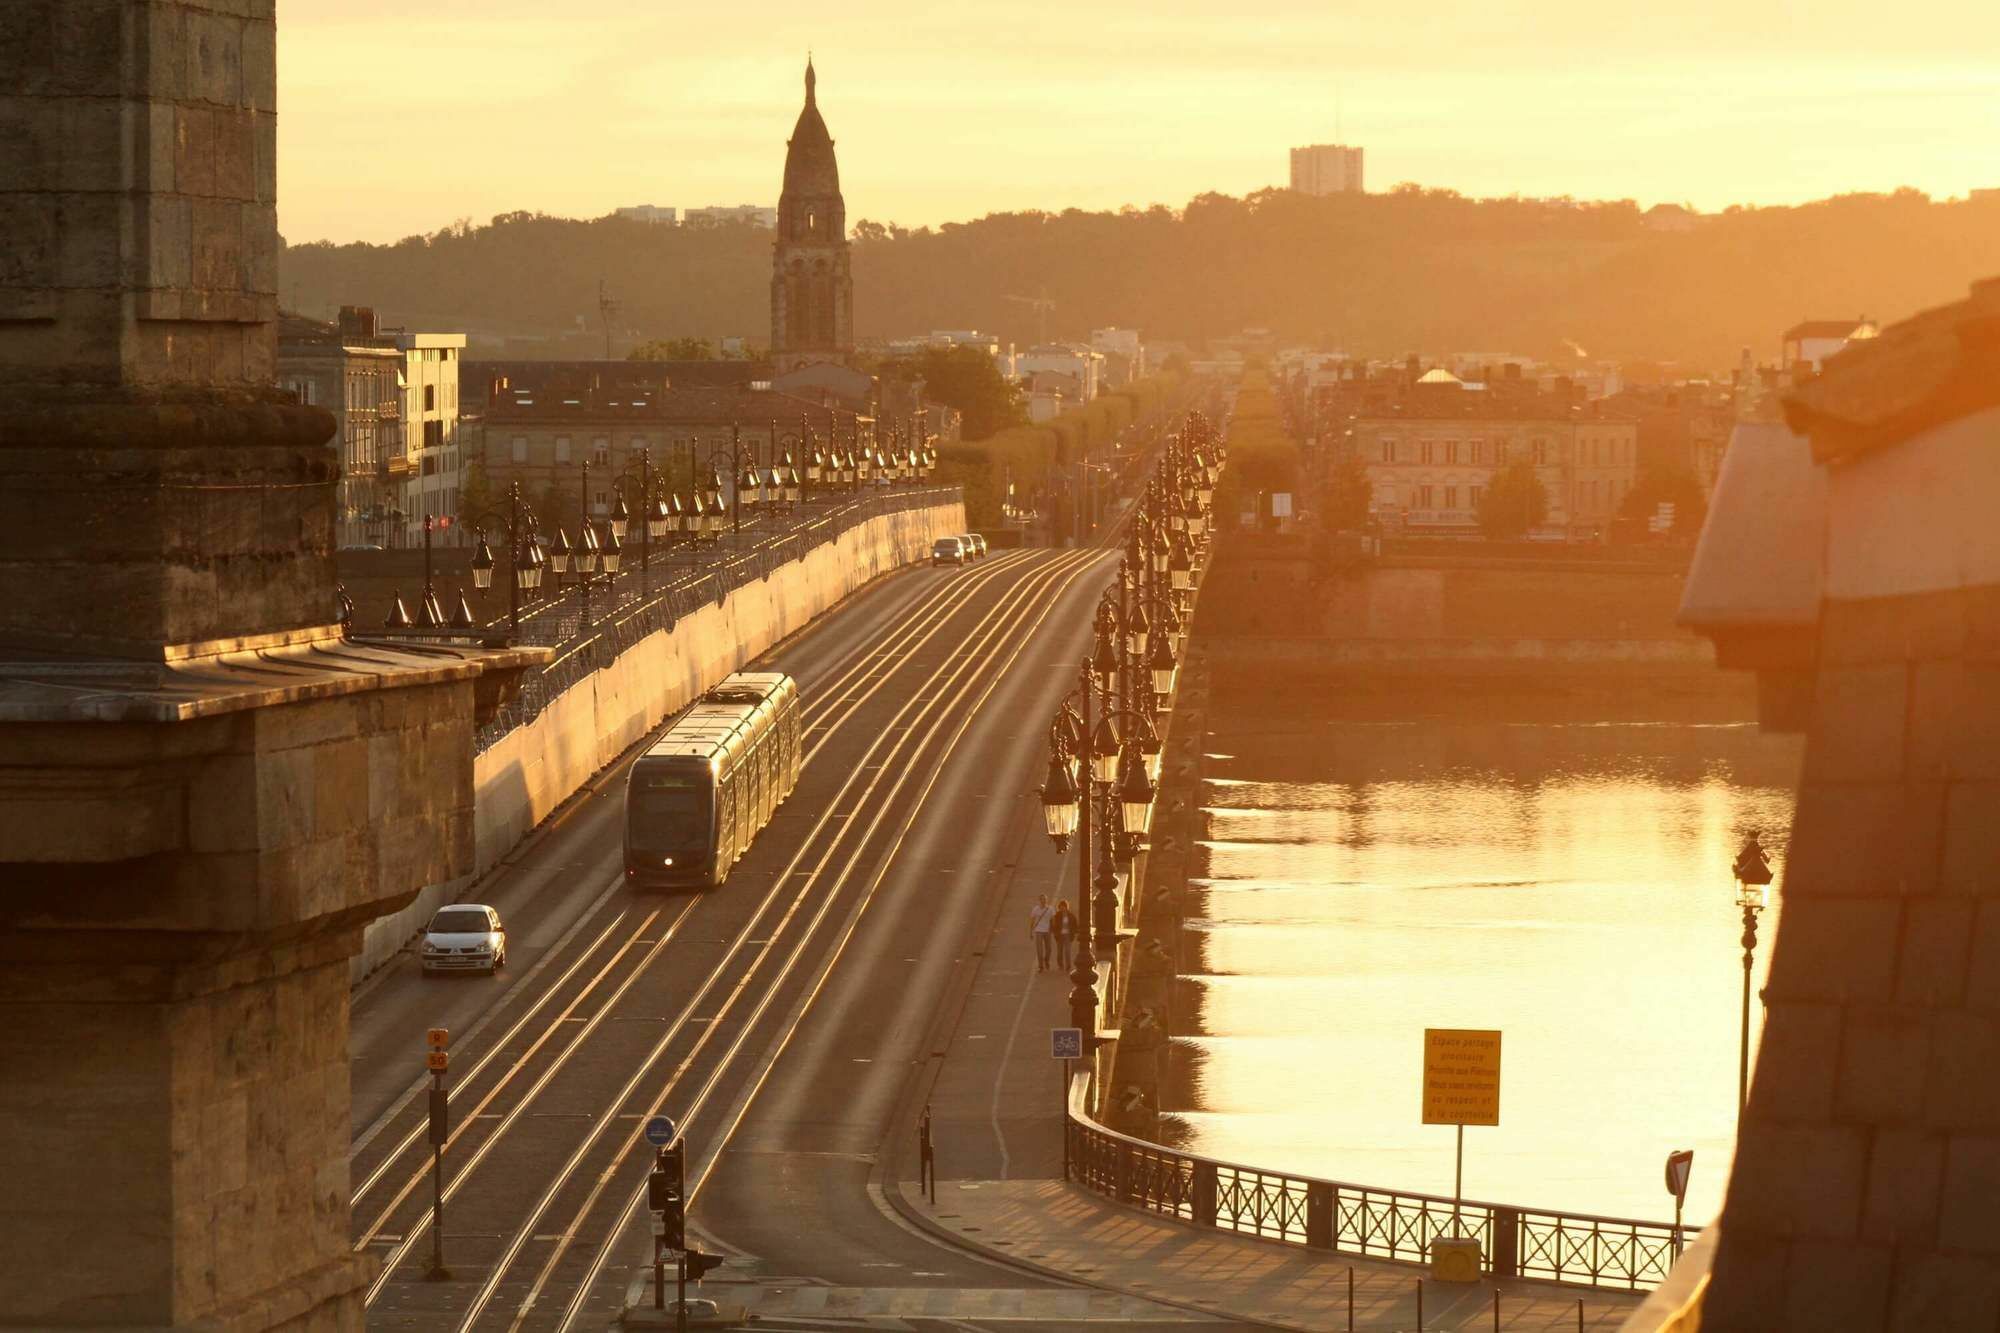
(351, 497), (966, 980)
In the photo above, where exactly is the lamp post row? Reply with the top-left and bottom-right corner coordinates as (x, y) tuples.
(1039, 412), (1226, 1045)
(385, 411), (940, 636)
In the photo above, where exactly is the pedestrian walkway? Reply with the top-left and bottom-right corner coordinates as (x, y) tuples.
(894, 1179), (1643, 1332)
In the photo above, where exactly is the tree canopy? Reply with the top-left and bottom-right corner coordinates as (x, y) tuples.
(280, 187), (2000, 368)
(1477, 459), (1550, 539)
(878, 345), (1025, 440)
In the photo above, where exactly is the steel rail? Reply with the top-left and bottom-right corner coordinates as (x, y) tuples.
(360, 550), (1088, 1312)
(348, 548), (1035, 1208)
(462, 550), (1104, 1329)
(354, 549), (1043, 1277)
(538, 550), (1115, 1331)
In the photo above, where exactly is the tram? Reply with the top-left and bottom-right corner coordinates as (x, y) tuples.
(624, 671), (802, 889)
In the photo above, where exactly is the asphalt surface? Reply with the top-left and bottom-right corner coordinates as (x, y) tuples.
(348, 544), (1247, 1331)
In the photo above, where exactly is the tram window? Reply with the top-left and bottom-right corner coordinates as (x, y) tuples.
(628, 774), (707, 851)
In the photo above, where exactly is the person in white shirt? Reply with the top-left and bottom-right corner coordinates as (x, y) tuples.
(1028, 894), (1054, 972)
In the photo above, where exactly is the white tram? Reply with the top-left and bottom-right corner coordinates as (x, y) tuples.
(623, 672), (802, 889)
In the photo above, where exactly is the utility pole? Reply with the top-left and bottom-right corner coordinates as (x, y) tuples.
(424, 1028), (451, 1281)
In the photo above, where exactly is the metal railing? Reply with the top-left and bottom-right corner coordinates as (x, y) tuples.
(1064, 1077), (1691, 1291)
(473, 486), (960, 752)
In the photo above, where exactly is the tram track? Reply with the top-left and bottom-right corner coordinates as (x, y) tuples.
(470, 548), (1108, 1330)
(352, 548), (1105, 1325)
(536, 547), (1114, 1332)
(350, 549), (1038, 1206)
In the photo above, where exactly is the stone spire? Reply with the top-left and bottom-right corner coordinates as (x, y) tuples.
(771, 58), (853, 373)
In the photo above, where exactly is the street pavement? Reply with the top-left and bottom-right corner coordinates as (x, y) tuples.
(345, 535), (1656, 1332)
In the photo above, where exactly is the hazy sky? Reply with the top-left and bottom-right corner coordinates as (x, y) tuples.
(276, 0), (2000, 245)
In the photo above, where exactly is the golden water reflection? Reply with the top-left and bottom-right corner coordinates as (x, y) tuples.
(1170, 720), (1801, 1228)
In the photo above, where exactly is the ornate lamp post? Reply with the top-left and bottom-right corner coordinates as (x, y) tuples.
(1732, 832), (1774, 1119)
(465, 481), (544, 634)
(611, 446), (673, 598)
(548, 458), (621, 629)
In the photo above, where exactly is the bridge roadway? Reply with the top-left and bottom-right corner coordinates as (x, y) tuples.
(348, 547), (1251, 1332)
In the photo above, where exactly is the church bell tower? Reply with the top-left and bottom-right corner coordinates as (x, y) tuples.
(770, 60), (854, 373)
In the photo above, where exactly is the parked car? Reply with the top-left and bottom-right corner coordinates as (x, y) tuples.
(421, 904), (507, 975)
(965, 532), (989, 559)
(931, 536), (966, 566)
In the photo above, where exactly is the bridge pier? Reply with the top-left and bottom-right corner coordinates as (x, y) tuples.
(0, 5), (538, 1325)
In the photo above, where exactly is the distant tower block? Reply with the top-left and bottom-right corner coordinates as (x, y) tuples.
(1289, 144), (1366, 196)
(770, 59), (855, 374)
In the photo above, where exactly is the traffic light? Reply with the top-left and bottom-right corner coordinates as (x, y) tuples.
(683, 1249), (724, 1281)
(648, 1143), (686, 1248)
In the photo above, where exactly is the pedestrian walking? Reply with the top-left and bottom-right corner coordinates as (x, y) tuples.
(1029, 894), (1054, 971)
(1051, 899), (1077, 972)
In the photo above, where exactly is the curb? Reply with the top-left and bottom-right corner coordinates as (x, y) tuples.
(877, 1177), (1304, 1333)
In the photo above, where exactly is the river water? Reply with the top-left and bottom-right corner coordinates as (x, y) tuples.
(1165, 717), (1801, 1229)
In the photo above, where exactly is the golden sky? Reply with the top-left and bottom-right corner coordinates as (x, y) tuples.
(276, 0), (2000, 244)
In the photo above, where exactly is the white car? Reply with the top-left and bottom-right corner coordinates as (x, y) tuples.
(421, 904), (508, 975)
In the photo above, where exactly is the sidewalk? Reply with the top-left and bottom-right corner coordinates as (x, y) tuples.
(893, 1178), (1644, 1332)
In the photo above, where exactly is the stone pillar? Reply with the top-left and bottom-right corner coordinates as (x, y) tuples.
(0, 5), (541, 1326)
(1691, 281), (2000, 1330)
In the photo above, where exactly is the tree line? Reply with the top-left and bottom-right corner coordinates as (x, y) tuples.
(281, 188), (2000, 369)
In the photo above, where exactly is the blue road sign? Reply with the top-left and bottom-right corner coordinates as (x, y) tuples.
(644, 1115), (677, 1147)
(1051, 1027), (1083, 1060)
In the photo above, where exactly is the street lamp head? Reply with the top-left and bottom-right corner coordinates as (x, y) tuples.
(647, 496), (669, 540)
(470, 536), (496, 589)
(610, 494), (631, 541)
(449, 592), (477, 631)
(1737, 881), (1770, 913)
(549, 528), (573, 575)
(1090, 715), (1121, 784)
(1149, 634), (1177, 697)
(1733, 832), (1774, 886)
(601, 528), (623, 574)
(576, 523), (600, 574)
(1039, 752), (1080, 851)
(1117, 744), (1156, 834)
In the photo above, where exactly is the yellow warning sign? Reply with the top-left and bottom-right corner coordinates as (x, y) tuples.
(1422, 1028), (1501, 1127)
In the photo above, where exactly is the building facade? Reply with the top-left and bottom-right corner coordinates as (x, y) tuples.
(687, 204), (777, 228)
(1289, 143), (1365, 195)
(396, 331), (467, 543)
(770, 60), (854, 374)
(613, 204), (678, 224)
(277, 308), (402, 547)
(1355, 407), (1639, 537)
(471, 377), (878, 536)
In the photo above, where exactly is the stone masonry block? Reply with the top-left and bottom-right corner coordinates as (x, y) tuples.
(1967, 900), (2000, 1013)
(143, 194), (193, 291)
(1939, 1135), (2000, 1253)
(57, 191), (121, 289)
(240, 13), (275, 112)
(1907, 658), (1965, 783)
(1925, 1011), (2000, 1130)
(173, 102), (217, 197)
(1863, 1127), (1944, 1245)
(1753, 1000), (1841, 1123)
(186, 8), (244, 108)
(1785, 780), (1943, 897)
(1781, 1239), (1892, 1332)
(1943, 782), (2000, 896)
(1837, 1009), (1929, 1124)
(1701, 1229), (1790, 1331)
(1725, 1122), (1868, 1241)
(1765, 898), (1901, 1005)
(1821, 590), (1967, 667)
(185, 751), (260, 854)
(1803, 663), (1907, 782)
(251, 108), (275, 204)
(58, 94), (123, 193)
(140, 2), (189, 103)
(188, 195), (244, 292)
(212, 106), (256, 202)
(1888, 1250), (2000, 1332)
(1949, 665), (2000, 779)
(1900, 898), (1974, 1007)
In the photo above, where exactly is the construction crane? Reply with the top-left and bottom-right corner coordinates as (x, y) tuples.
(597, 278), (620, 359)
(1005, 291), (1055, 346)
